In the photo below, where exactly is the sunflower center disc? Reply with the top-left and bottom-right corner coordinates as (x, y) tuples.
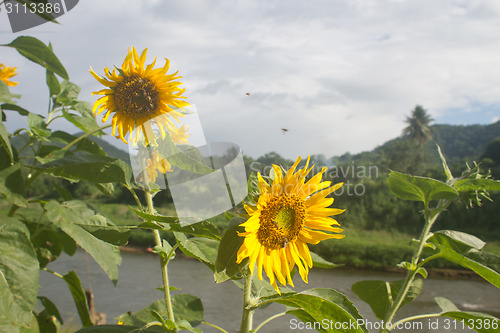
(114, 75), (160, 118)
(257, 194), (306, 250)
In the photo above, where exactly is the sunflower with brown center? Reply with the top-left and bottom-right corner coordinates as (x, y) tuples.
(0, 64), (18, 87)
(89, 47), (189, 145)
(236, 156), (345, 292)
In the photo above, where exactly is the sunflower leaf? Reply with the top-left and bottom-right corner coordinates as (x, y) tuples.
(351, 279), (423, 320)
(3, 36), (68, 80)
(427, 233), (500, 288)
(34, 152), (132, 185)
(388, 170), (458, 208)
(214, 217), (247, 283)
(260, 288), (368, 333)
(0, 218), (39, 330)
(115, 295), (203, 328)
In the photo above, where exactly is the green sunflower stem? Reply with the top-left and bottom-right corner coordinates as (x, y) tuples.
(145, 190), (176, 326)
(381, 200), (448, 331)
(240, 270), (254, 333)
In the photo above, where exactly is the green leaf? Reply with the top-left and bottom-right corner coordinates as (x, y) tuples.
(56, 81), (81, 106)
(61, 271), (93, 327)
(0, 81), (21, 103)
(351, 279), (423, 320)
(37, 296), (64, 324)
(74, 101), (94, 118)
(45, 201), (122, 284)
(116, 295), (204, 327)
(46, 70), (60, 96)
(311, 251), (342, 269)
(441, 248), (500, 289)
(3, 36), (68, 80)
(437, 145), (453, 181)
(0, 121), (13, 163)
(175, 233), (218, 270)
(388, 171), (458, 207)
(0, 164), (28, 207)
(27, 113), (51, 137)
(1, 103), (30, 116)
(133, 208), (221, 240)
(132, 207), (199, 225)
(214, 217), (247, 283)
(0, 218), (39, 330)
(427, 230), (485, 252)
(156, 134), (213, 175)
(435, 297), (460, 312)
(35, 153), (132, 184)
(427, 233), (500, 288)
(260, 288), (368, 333)
(454, 178), (500, 192)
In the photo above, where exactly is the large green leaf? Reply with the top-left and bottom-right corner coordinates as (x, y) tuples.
(27, 113), (51, 137)
(61, 271), (93, 327)
(427, 233), (500, 288)
(116, 294), (203, 328)
(45, 201), (122, 284)
(174, 233), (218, 270)
(156, 133), (213, 175)
(454, 178), (500, 192)
(62, 110), (100, 133)
(214, 217), (247, 283)
(427, 230), (485, 252)
(133, 208), (221, 240)
(1, 103), (30, 116)
(351, 279), (423, 320)
(3, 36), (68, 80)
(0, 164), (28, 207)
(56, 81), (80, 105)
(388, 171), (458, 207)
(35, 153), (132, 184)
(0, 218), (39, 330)
(260, 288), (368, 333)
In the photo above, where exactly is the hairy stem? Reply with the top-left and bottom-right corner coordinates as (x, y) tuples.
(145, 190), (176, 326)
(382, 200), (448, 330)
(240, 271), (254, 333)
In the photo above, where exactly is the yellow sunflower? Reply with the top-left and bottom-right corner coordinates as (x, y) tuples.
(236, 156), (345, 292)
(0, 64), (18, 87)
(89, 47), (190, 145)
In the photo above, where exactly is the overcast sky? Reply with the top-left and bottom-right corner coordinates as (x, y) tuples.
(2, 0), (500, 160)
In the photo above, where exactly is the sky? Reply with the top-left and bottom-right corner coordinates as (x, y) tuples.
(1, 0), (500, 160)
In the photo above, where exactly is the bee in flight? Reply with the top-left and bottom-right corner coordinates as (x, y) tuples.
(246, 92), (251, 96)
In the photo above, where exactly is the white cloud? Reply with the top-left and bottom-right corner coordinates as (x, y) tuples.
(2, 0), (500, 159)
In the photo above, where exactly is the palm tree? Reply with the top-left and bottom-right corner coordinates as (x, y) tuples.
(402, 105), (433, 145)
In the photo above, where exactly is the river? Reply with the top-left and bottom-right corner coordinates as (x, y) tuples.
(38, 249), (500, 333)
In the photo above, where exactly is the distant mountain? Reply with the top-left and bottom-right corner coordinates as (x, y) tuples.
(335, 121), (500, 168)
(433, 121), (500, 164)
